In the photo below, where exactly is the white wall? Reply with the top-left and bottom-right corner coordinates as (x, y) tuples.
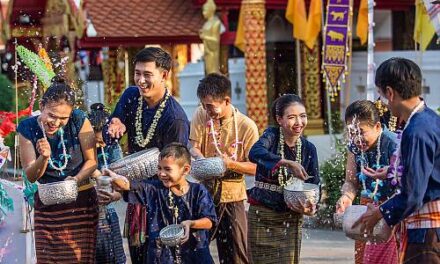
(344, 51), (440, 114)
(178, 58), (247, 120)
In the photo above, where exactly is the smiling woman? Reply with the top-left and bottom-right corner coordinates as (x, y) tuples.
(16, 78), (98, 264)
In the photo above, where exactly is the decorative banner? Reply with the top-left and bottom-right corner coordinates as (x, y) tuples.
(424, 0), (440, 40)
(322, 0), (352, 100)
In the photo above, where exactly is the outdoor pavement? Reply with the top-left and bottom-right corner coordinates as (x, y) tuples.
(0, 179), (354, 263)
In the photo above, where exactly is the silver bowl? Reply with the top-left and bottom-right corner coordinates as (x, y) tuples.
(190, 157), (226, 181)
(342, 205), (392, 243)
(283, 183), (320, 208)
(38, 180), (78, 206)
(108, 148), (160, 180)
(159, 224), (185, 247)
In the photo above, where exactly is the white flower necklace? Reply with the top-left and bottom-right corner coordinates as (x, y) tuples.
(40, 121), (68, 172)
(278, 127), (302, 187)
(359, 130), (382, 199)
(209, 106), (240, 161)
(135, 90), (170, 148)
(168, 189), (179, 224)
(388, 101), (425, 185)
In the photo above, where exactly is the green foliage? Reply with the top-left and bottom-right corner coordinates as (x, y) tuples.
(316, 138), (347, 228)
(0, 74), (14, 111)
(0, 182), (14, 215)
(23, 173), (38, 208)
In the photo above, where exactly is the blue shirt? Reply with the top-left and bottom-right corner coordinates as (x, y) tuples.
(124, 179), (217, 264)
(380, 107), (440, 243)
(103, 86), (190, 153)
(247, 127), (320, 212)
(97, 144), (123, 170)
(17, 109), (87, 184)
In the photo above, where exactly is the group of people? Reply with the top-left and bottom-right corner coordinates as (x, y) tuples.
(16, 46), (440, 264)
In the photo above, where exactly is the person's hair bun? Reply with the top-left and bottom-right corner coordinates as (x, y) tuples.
(90, 103), (105, 111)
(51, 76), (66, 84)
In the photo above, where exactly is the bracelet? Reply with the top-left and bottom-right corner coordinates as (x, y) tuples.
(341, 193), (354, 201)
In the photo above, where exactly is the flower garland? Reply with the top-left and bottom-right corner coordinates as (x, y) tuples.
(387, 101), (425, 186)
(277, 127), (302, 187)
(347, 116), (383, 201)
(358, 130), (383, 201)
(135, 90), (170, 148)
(208, 106), (241, 161)
(168, 189), (179, 224)
(40, 122), (68, 172)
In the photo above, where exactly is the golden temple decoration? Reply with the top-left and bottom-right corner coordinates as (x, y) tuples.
(199, 0), (221, 74)
(102, 49), (126, 107)
(301, 42), (324, 135)
(243, 0), (268, 133)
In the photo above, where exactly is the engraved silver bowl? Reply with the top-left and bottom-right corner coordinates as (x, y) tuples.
(108, 148), (160, 180)
(159, 224), (185, 247)
(38, 180), (78, 206)
(190, 157), (226, 181)
(283, 183), (320, 208)
(343, 205), (392, 243)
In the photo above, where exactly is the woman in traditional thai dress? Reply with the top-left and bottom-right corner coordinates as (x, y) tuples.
(18, 78), (98, 263)
(88, 103), (126, 264)
(336, 100), (398, 264)
(247, 94), (320, 264)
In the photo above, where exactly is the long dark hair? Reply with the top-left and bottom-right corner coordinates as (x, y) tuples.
(40, 77), (75, 107)
(345, 100), (380, 127)
(88, 103), (109, 132)
(271, 94), (305, 122)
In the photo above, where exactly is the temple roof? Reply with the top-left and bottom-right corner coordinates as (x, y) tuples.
(79, 0), (204, 48)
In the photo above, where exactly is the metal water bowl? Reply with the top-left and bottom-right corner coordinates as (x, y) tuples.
(343, 205), (392, 243)
(190, 157), (226, 181)
(38, 180), (78, 206)
(159, 224), (185, 247)
(108, 148), (160, 180)
(283, 182), (320, 208)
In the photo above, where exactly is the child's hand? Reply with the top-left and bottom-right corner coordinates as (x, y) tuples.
(180, 220), (194, 244)
(98, 190), (122, 205)
(102, 168), (130, 191)
(362, 166), (389, 180)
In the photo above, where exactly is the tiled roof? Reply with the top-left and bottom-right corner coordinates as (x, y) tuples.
(86, 0), (204, 39)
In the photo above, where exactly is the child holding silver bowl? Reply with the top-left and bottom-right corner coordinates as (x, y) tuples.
(104, 143), (217, 264)
(247, 94), (320, 264)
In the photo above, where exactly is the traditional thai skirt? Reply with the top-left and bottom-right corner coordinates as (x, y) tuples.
(248, 204), (303, 264)
(34, 186), (98, 263)
(355, 197), (398, 264)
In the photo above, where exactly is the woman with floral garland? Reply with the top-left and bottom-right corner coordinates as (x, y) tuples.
(247, 94), (320, 264)
(17, 77), (98, 263)
(336, 100), (398, 264)
(102, 47), (190, 264)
